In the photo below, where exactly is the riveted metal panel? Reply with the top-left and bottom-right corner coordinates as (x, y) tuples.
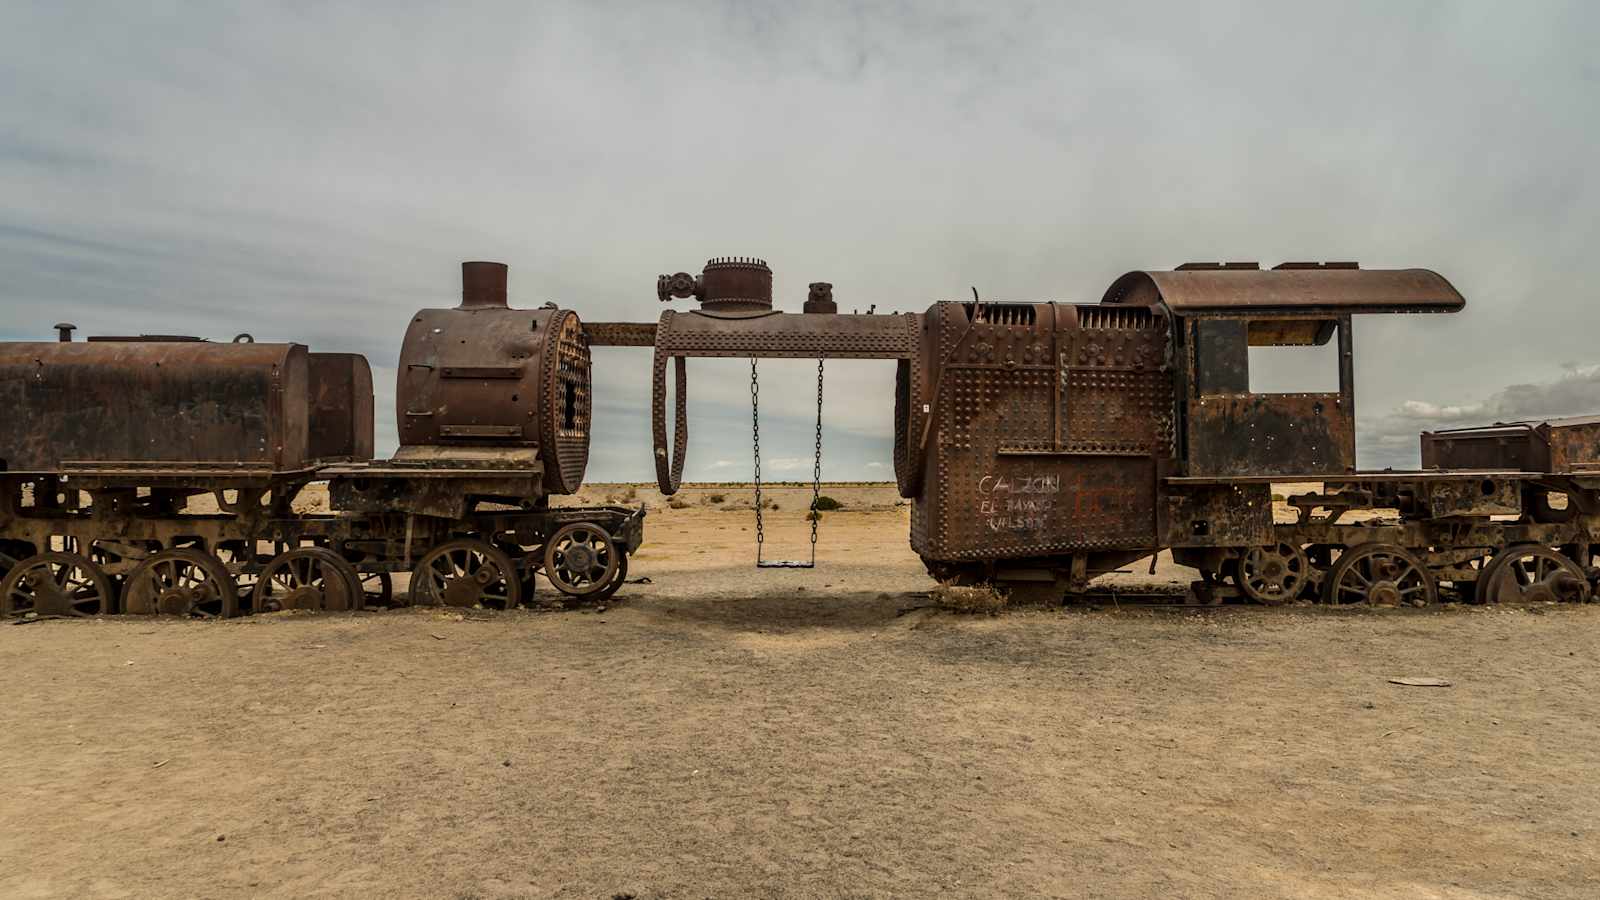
(910, 300), (1173, 562)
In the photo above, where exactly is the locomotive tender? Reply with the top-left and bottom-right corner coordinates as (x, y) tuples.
(589, 256), (1600, 606)
(0, 262), (641, 618)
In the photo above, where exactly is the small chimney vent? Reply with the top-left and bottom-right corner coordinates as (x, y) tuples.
(460, 261), (509, 309)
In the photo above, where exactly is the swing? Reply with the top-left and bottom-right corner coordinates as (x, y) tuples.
(750, 357), (824, 568)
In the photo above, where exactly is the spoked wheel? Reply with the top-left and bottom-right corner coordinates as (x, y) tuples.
(591, 549), (629, 602)
(543, 523), (619, 598)
(254, 548), (362, 613)
(358, 570), (398, 608)
(1323, 543), (1436, 608)
(412, 539), (522, 610)
(0, 552), (115, 617)
(123, 549), (240, 618)
(1475, 545), (1591, 605)
(0, 539), (34, 580)
(1230, 543), (1310, 605)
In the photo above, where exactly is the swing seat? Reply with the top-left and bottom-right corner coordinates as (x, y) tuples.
(758, 559), (815, 569)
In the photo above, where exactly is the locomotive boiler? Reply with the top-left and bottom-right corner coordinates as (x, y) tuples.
(590, 256), (1600, 606)
(0, 262), (641, 619)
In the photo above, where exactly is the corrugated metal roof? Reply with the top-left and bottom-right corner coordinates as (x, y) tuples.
(1102, 267), (1465, 315)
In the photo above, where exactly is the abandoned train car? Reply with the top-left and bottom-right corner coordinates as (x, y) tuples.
(0, 262), (642, 618)
(593, 256), (1598, 606)
(5, 253), (1595, 616)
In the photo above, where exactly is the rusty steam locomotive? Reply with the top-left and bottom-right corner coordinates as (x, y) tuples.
(0, 262), (641, 617)
(4, 254), (1597, 618)
(586, 256), (1600, 607)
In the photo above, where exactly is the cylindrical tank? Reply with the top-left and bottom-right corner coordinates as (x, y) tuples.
(395, 262), (592, 494)
(0, 339), (373, 473)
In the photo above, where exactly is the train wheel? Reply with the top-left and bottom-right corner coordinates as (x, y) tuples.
(254, 548), (362, 613)
(1323, 543), (1436, 608)
(1231, 543), (1309, 605)
(0, 552), (115, 617)
(1475, 545), (1590, 605)
(591, 550), (629, 602)
(543, 523), (619, 598)
(359, 571), (397, 608)
(123, 549), (240, 618)
(412, 539), (522, 610)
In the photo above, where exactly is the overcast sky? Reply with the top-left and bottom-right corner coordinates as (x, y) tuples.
(3, 1), (1597, 479)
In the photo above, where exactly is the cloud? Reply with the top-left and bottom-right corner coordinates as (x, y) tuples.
(2, 3), (1597, 483)
(1362, 363), (1600, 468)
(762, 457), (813, 473)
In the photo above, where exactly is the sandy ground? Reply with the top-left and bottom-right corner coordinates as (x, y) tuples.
(4, 485), (1599, 898)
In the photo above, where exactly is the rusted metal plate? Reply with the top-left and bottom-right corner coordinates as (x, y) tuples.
(1186, 393), (1354, 477)
(1424, 417), (1600, 474)
(1168, 470), (1531, 485)
(910, 299), (1174, 562)
(1546, 417), (1600, 471)
(330, 472), (544, 520)
(1421, 424), (1542, 471)
(1103, 267), (1465, 315)
(583, 322), (658, 347)
(655, 309), (918, 358)
(0, 341), (318, 474)
(396, 262), (591, 494)
(1162, 483), (1273, 547)
(306, 353), (374, 462)
(1417, 477), (1521, 518)
(916, 458), (1159, 561)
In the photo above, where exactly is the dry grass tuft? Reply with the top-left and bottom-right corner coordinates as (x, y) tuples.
(930, 583), (1008, 615)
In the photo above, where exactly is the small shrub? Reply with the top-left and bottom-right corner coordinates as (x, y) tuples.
(812, 495), (843, 511)
(805, 510), (822, 522)
(1271, 493), (1287, 503)
(708, 493), (725, 504)
(668, 497), (690, 510)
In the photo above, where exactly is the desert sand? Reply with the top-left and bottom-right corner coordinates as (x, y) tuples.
(3, 485), (1597, 898)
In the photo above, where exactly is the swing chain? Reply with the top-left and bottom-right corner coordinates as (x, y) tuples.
(751, 358), (763, 560)
(750, 356), (823, 567)
(811, 359), (823, 549)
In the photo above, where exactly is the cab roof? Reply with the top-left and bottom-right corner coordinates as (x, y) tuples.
(1102, 264), (1464, 316)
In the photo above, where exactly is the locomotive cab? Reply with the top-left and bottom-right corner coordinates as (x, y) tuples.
(1103, 262), (1465, 479)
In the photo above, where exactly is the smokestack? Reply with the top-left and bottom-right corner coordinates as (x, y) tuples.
(460, 261), (509, 309)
